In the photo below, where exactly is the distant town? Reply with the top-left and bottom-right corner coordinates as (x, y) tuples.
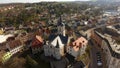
(0, 0), (120, 68)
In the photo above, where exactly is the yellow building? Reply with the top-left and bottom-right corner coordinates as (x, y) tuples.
(0, 51), (12, 64)
(2, 52), (12, 63)
(0, 28), (4, 35)
(0, 30), (3, 35)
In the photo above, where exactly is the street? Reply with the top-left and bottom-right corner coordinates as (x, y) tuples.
(89, 40), (104, 68)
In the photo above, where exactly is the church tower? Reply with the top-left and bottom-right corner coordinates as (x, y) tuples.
(57, 16), (66, 36)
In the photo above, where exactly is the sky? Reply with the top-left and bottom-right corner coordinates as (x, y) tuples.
(0, 0), (90, 4)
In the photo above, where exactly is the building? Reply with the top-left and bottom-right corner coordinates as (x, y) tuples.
(0, 28), (4, 35)
(57, 16), (66, 36)
(31, 35), (44, 54)
(44, 34), (68, 60)
(117, 7), (120, 12)
(92, 27), (120, 68)
(66, 37), (88, 58)
(1, 52), (12, 63)
(103, 10), (119, 17)
(0, 34), (14, 44)
(44, 17), (69, 60)
(6, 40), (23, 55)
(91, 30), (103, 47)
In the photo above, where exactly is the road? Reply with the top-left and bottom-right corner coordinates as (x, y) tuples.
(88, 23), (120, 68)
(89, 40), (104, 68)
(89, 40), (98, 68)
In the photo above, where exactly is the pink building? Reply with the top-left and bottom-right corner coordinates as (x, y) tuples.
(73, 37), (88, 52)
(66, 37), (88, 58)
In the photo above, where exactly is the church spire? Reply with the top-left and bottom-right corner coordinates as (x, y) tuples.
(57, 15), (62, 26)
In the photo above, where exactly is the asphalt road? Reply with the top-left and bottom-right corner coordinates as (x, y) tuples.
(89, 40), (103, 68)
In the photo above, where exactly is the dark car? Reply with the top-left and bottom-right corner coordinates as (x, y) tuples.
(96, 52), (102, 66)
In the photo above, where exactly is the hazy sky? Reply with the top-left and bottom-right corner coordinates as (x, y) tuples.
(0, 0), (90, 3)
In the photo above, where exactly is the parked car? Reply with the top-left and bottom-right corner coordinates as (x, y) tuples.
(97, 61), (102, 66)
(96, 52), (102, 66)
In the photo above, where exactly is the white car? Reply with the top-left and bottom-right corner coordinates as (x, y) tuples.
(97, 61), (102, 66)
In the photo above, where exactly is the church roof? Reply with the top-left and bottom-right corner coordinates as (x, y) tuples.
(50, 34), (68, 48)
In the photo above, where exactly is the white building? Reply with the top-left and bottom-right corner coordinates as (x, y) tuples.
(44, 17), (69, 60)
(44, 35), (68, 60)
(6, 40), (23, 55)
(0, 34), (14, 43)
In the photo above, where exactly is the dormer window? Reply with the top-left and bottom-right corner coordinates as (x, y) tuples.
(76, 46), (79, 48)
(79, 43), (82, 46)
(75, 43), (76, 46)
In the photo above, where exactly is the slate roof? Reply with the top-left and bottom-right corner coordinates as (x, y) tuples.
(49, 34), (68, 48)
(49, 34), (68, 43)
(48, 34), (57, 41)
(59, 35), (68, 44)
(114, 25), (120, 29)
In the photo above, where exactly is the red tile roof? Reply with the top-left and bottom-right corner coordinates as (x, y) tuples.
(7, 40), (22, 49)
(69, 37), (88, 52)
(31, 35), (43, 48)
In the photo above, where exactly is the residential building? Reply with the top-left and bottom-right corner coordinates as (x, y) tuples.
(103, 10), (119, 17)
(0, 34), (14, 44)
(66, 37), (88, 58)
(0, 50), (12, 64)
(6, 40), (23, 55)
(91, 30), (103, 47)
(117, 7), (120, 12)
(0, 28), (4, 35)
(92, 28), (120, 68)
(80, 28), (92, 40)
(1, 52), (12, 63)
(31, 35), (44, 54)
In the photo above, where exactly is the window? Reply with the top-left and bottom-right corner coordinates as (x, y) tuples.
(79, 43), (82, 46)
(75, 43), (76, 45)
(83, 41), (84, 43)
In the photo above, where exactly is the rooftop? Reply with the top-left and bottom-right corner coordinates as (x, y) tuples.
(0, 34), (14, 43)
(95, 30), (120, 58)
(31, 35), (43, 48)
(7, 39), (22, 50)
